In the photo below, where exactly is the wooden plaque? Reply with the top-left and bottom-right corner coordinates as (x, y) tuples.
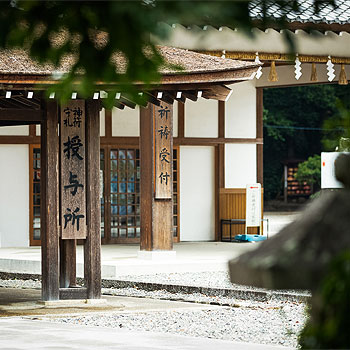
(60, 100), (86, 239)
(154, 103), (173, 199)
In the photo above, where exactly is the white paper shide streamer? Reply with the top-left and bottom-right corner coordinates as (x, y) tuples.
(327, 56), (335, 82)
(294, 55), (302, 80)
(255, 53), (263, 79)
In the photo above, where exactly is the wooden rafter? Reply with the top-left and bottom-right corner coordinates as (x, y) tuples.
(0, 108), (43, 122)
(202, 85), (232, 102)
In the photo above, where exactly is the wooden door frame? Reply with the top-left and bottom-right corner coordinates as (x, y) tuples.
(29, 143), (41, 246)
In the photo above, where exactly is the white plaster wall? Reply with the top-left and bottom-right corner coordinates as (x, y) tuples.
(185, 99), (218, 138)
(226, 81), (256, 138)
(99, 108), (106, 137)
(0, 126), (29, 136)
(112, 106), (140, 137)
(0, 145), (29, 247)
(180, 146), (215, 241)
(173, 101), (178, 138)
(225, 144), (257, 188)
(156, 23), (350, 57)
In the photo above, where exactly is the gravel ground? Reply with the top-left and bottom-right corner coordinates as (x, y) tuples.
(0, 275), (308, 348)
(51, 301), (306, 348)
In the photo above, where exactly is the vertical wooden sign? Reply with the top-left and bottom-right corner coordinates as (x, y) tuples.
(154, 103), (173, 199)
(60, 100), (87, 239)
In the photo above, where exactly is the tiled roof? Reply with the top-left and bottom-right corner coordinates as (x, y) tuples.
(249, 0), (350, 25)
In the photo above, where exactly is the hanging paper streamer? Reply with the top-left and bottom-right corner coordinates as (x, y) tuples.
(221, 50), (226, 59)
(294, 55), (302, 80)
(268, 61), (278, 82)
(326, 56), (335, 82)
(310, 63), (318, 82)
(338, 64), (348, 85)
(255, 53), (262, 79)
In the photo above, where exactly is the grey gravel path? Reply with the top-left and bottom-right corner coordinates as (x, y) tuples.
(50, 301), (306, 348)
(0, 275), (308, 348)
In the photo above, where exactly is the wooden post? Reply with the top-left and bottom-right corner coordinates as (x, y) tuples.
(59, 240), (77, 288)
(41, 100), (59, 301)
(84, 100), (101, 299)
(140, 103), (173, 251)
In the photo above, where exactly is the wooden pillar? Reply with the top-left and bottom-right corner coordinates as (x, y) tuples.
(59, 240), (77, 288)
(41, 100), (59, 301)
(140, 103), (173, 251)
(84, 100), (101, 299)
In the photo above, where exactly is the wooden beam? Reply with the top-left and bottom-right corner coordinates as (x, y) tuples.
(41, 99), (59, 301)
(119, 96), (136, 109)
(144, 92), (161, 106)
(0, 120), (39, 126)
(113, 100), (125, 110)
(175, 94), (186, 104)
(202, 85), (232, 102)
(0, 108), (43, 122)
(84, 99), (101, 299)
(182, 91), (198, 102)
(174, 137), (263, 146)
(158, 92), (175, 105)
(160, 67), (258, 85)
(105, 109), (112, 138)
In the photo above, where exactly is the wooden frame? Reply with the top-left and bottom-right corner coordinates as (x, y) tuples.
(29, 144), (41, 246)
(13, 97), (263, 247)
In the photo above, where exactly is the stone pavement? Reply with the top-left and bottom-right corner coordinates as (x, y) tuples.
(0, 242), (260, 278)
(0, 211), (299, 278)
(0, 318), (293, 350)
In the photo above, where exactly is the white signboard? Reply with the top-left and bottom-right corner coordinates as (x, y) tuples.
(245, 183), (261, 230)
(321, 152), (348, 189)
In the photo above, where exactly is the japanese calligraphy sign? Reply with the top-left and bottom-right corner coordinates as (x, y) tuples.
(154, 103), (173, 199)
(245, 183), (261, 230)
(60, 100), (86, 239)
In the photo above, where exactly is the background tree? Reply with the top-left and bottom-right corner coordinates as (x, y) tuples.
(0, 0), (334, 105)
(263, 84), (350, 200)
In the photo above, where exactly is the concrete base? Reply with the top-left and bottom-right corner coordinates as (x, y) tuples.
(38, 299), (107, 307)
(137, 250), (177, 261)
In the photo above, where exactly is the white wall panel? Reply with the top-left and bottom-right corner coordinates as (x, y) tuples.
(172, 101), (178, 138)
(185, 99), (218, 138)
(225, 81), (256, 138)
(180, 146), (215, 241)
(99, 108), (106, 137)
(0, 145), (29, 247)
(0, 126), (29, 136)
(112, 106), (140, 136)
(225, 144), (257, 188)
(157, 23), (350, 58)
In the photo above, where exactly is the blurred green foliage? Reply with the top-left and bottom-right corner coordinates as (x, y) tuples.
(0, 0), (335, 105)
(294, 154), (321, 189)
(299, 250), (350, 349)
